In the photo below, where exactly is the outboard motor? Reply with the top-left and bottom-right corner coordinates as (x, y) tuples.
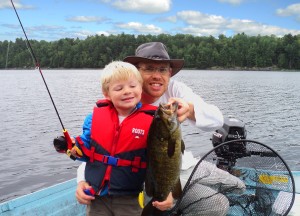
(212, 116), (248, 167)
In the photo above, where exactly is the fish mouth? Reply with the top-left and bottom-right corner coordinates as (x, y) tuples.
(160, 102), (178, 115)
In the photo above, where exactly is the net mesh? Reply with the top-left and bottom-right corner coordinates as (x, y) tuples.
(169, 140), (295, 216)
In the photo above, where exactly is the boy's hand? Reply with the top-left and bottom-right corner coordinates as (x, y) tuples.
(76, 181), (95, 205)
(70, 145), (83, 158)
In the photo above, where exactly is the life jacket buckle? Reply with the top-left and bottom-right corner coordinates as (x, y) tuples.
(103, 155), (119, 166)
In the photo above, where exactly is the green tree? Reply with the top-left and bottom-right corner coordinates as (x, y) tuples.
(1, 33), (299, 70)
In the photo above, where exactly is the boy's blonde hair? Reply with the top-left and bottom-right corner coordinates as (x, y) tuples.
(101, 61), (143, 94)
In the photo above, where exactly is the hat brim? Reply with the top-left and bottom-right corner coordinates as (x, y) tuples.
(123, 56), (184, 77)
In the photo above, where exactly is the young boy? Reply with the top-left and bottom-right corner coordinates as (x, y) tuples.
(74, 61), (157, 216)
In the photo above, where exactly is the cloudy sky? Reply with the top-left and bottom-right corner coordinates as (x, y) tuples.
(1, 0), (300, 41)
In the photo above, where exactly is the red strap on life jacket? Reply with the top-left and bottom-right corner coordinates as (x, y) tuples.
(76, 136), (146, 172)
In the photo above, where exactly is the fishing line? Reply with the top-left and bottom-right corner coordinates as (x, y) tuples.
(10, 0), (74, 154)
(24, 37), (36, 66)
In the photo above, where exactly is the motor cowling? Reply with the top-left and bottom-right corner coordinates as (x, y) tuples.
(212, 116), (247, 159)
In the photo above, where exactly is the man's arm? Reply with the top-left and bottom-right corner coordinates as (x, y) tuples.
(192, 95), (224, 131)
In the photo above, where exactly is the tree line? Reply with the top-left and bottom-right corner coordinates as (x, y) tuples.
(0, 33), (299, 70)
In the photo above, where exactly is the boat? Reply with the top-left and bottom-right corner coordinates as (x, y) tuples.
(0, 178), (85, 216)
(0, 171), (299, 216)
(1, 117), (298, 216)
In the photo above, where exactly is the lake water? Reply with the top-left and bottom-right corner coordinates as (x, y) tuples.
(0, 69), (300, 202)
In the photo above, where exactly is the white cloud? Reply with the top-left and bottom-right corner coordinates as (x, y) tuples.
(155, 15), (177, 23)
(165, 16), (177, 23)
(32, 25), (64, 32)
(175, 10), (300, 37)
(177, 11), (227, 28)
(227, 19), (297, 37)
(66, 16), (108, 23)
(2, 24), (20, 29)
(116, 22), (163, 34)
(217, 0), (244, 5)
(181, 26), (224, 36)
(276, 3), (300, 17)
(95, 31), (110, 36)
(0, 0), (12, 9)
(112, 0), (171, 13)
(73, 30), (95, 38)
(0, 0), (34, 9)
(99, 0), (112, 3)
(44, 29), (109, 40)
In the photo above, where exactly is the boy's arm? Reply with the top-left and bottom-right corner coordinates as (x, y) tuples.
(71, 113), (93, 160)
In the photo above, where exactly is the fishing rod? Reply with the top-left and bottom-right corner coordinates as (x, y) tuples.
(11, 0), (76, 160)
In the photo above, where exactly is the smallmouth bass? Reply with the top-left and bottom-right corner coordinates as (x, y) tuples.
(142, 102), (185, 216)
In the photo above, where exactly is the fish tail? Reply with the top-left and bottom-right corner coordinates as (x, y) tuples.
(141, 199), (166, 216)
